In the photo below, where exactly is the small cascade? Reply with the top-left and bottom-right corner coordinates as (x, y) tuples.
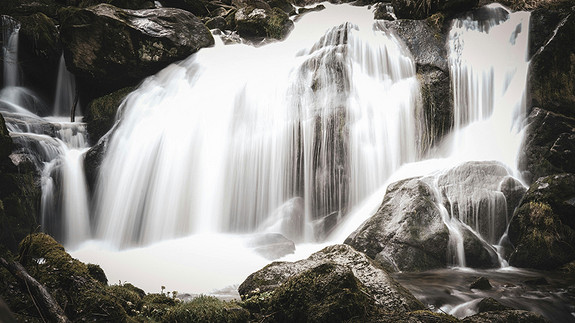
(53, 54), (80, 117)
(1, 15), (20, 88)
(95, 4), (424, 247)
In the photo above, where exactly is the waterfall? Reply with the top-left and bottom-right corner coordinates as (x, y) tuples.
(1, 16), (20, 88)
(53, 54), (80, 116)
(94, 4), (423, 247)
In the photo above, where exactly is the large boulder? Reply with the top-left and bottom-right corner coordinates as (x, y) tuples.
(529, 0), (575, 118)
(507, 173), (575, 269)
(83, 86), (134, 145)
(391, 0), (478, 20)
(385, 19), (452, 148)
(60, 4), (214, 101)
(519, 108), (575, 183)
(234, 6), (294, 40)
(239, 244), (425, 313)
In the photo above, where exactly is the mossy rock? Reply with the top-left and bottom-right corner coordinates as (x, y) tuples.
(107, 284), (145, 316)
(10, 233), (130, 321)
(87, 263), (108, 284)
(140, 293), (177, 321)
(84, 86), (134, 145)
(235, 6), (293, 40)
(391, 0), (478, 20)
(0, 114), (13, 170)
(508, 174), (575, 269)
(164, 295), (249, 323)
(462, 309), (547, 323)
(0, 0), (64, 19)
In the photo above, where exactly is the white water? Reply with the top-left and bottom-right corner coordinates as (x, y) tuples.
(2, 16), (20, 88)
(0, 3), (532, 296)
(53, 54), (80, 117)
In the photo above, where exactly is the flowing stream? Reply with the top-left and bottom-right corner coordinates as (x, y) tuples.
(3, 4), (570, 321)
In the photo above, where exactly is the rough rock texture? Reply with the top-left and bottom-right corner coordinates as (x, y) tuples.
(84, 86), (134, 145)
(60, 4), (214, 100)
(238, 244), (425, 313)
(234, 6), (293, 40)
(470, 277), (492, 290)
(16, 13), (61, 105)
(529, 1), (575, 118)
(462, 310), (547, 323)
(519, 108), (575, 184)
(476, 297), (512, 313)
(391, 0), (478, 19)
(247, 233), (295, 260)
(385, 19), (452, 148)
(0, 233), (128, 321)
(345, 162), (514, 272)
(507, 173), (575, 269)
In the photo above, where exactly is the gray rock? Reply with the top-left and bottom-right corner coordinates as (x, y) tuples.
(391, 0), (478, 20)
(462, 310), (547, 323)
(246, 233), (295, 260)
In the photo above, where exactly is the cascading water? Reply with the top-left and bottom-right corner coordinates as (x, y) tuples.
(1, 15), (20, 88)
(53, 54), (80, 117)
(94, 4), (423, 247)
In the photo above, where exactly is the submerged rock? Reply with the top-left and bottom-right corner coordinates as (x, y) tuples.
(60, 4), (214, 100)
(508, 173), (575, 270)
(519, 108), (575, 183)
(246, 233), (295, 260)
(470, 277), (492, 290)
(239, 244), (425, 313)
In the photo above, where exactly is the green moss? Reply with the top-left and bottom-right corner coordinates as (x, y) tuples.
(107, 284), (144, 316)
(163, 295), (249, 323)
(87, 263), (108, 285)
(84, 86), (134, 144)
(265, 8), (291, 40)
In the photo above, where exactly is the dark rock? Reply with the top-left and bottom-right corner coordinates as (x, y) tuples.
(87, 263), (108, 285)
(374, 3), (396, 20)
(205, 16), (227, 30)
(477, 297), (511, 313)
(159, 0), (221, 17)
(385, 19), (452, 147)
(247, 233), (295, 260)
(164, 295), (249, 322)
(519, 108), (575, 183)
(462, 310), (547, 323)
(529, 1), (575, 118)
(234, 6), (294, 40)
(60, 4), (214, 101)
(345, 177), (450, 272)
(1, 233), (128, 321)
(0, 114), (13, 170)
(84, 132), (109, 194)
(266, 0), (295, 15)
(0, 0), (64, 19)
(508, 173), (575, 269)
(84, 86), (134, 145)
(462, 226), (499, 269)
(391, 0), (478, 20)
(470, 277), (492, 290)
(78, 0), (156, 10)
(238, 244), (425, 313)
(16, 13), (61, 106)
(297, 4), (325, 15)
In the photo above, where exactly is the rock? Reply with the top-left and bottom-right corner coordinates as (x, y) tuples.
(159, 0), (221, 17)
(345, 177), (451, 272)
(84, 86), (134, 145)
(164, 295), (249, 322)
(205, 16), (228, 30)
(345, 163), (505, 272)
(477, 297), (511, 313)
(523, 277), (549, 286)
(391, 0), (478, 20)
(470, 277), (492, 290)
(0, 0), (64, 19)
(0, 233), (128, 321)
(529, 1), (575, 118)
(60, 4), (214, 101)
(87, 263), (108, 285)
(16, 13), (61, 105)
(462, 310), (547, 323)
(384, 19), (452, 147)
(234, 6), (293, 40)
(238, 244), (425, 313)
(519, 108), (575, 183)
(508, 173), (575, 269)
(297, 4), (325, 15)
(78, 0), (156, 10)
(83, 132), (109, 194)
(247, 233), (295, 260)
(0, 114), (13, 170)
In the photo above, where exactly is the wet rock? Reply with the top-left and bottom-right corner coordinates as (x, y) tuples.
(17, 13), (61, 104)
(87, 263), (108, 285)
(239, 244), (425, 313)
(159, 0), (221, 17)
(297, 4), (325, 15)
(0, 0), (64, 19)
(80, 0), (156, 10)
(385, 19), (452, 148)
(60, 4), (214, 101)
(477, 297), (511, 313)
(518, 108), (575, 183)
(0, 233), (128, 321)
(508, 173), (575, 270)
(83, 132), (108, 194)
(247, 233), (295, 260)
(234, 6), (293, 40)
(470, 277), (492, 290)
(523, 277), (549, 286)
(84, 86), (134, 145)
(529, 1), (575, 118)
(391, 0), (478, 20)
(462, 310), (547, 323)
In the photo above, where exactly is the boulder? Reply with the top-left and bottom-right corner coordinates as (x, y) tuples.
(77, 0), (156, 10)
(238, 244), (425, 313)
(391, 0), (478, 20)
(476, 297), (511, 313)
(529, 1), (575, 118)
(234, 6), (293, 40)
(470, 277), (492, 290)
(60, 4), (214, 101)
(84, 86), (134, 145)
(385, 19), (452, 148)
(246, 233), (295, 260)
(519, 108), (575, 184)
(462, 310), (547, 323)
(159, 0), (220, 17)
(16, 13), (61, 105)
(507, 173), (575, 269)
(0, 0), (64, 19)
(345, 164), (505, 272)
